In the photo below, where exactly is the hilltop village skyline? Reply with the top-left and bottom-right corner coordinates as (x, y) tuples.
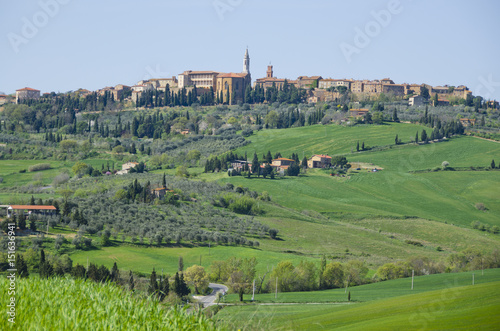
(3, 49), (498, 109)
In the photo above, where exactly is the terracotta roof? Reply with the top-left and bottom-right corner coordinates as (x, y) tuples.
(314, 154), (332, 159)
(0, 94), (7, 98)
(182, 70), (220, 75)
(9, 205), (56, 210)
(273, 158), (294, 161)
(217, 72), (248, 78)
(16, 87), (40, 92)
(255, 77), (287, 82)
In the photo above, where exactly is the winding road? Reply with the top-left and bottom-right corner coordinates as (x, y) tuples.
(193, 283), (228, 308)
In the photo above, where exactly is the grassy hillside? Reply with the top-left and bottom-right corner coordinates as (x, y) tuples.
(235, 122), (429, 157)
(216, 271), (500, 330)
(221, 134), (500, 227)
(255, 203), (500, 265)
(222, 267), (500, 303)
(69, 244), (319, 276)
(0, 276), (220, 330)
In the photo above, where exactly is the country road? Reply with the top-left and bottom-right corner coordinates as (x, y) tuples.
(193, 283), (228, 308)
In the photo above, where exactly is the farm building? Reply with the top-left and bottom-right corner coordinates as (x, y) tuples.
(6, 205), (56, 218)
(307, 154), (332, 168)
(349, 109), (369, 118)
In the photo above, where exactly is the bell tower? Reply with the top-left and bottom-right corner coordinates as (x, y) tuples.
(267, 65), (273, 78)
(243, 48), (250, 74)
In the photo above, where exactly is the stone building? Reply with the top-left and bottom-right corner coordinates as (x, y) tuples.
(215, 49), (252, 104)
(16, 87), (40, 104)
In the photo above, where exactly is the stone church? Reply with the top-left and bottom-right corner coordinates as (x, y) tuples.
(215, 49), (252, 105)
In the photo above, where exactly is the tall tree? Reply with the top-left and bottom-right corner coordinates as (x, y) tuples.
(17, 254), (29, 278)
(392, 109), (399, 122)
(148, 268), (159, 298)
(178, 256), (184, 272)
(251, 152), (260, 177)
(128, 270), (135, 291)
(110, 262), (120, 283)
(301, 156), (308, 168)
(421, 129), (428, 143)
(415, 131), (419, 144)
(491, 159), (496, 169)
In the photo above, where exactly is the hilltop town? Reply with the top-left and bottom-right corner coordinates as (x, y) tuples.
(3, 49), (499, 111)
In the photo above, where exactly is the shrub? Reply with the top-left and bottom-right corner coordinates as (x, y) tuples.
(405, 239), (423, 247)
(475, 203), (486, 211)
(52, 172), (70, 187)
(19, 169), (26, 173)
(28, 163), (51, 172)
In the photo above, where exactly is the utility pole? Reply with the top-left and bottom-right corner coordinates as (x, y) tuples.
(275, 277), (278, 299)
(411, 270), (414, 290)
(252, 279), (255, 301)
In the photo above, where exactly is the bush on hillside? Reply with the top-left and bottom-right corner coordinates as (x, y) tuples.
(28, 163), (51, 172)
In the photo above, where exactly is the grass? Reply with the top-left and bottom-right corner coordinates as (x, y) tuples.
(68, 244), (320, 277)
(222, 267), (500, 303)
(216, 270), (500, 330)
(235, 122), (429, 158)
(0, 276), (220, 330)
(219, 135), (500, 227)
(0, 158), (116, 190)
(253, 203), (500, 266)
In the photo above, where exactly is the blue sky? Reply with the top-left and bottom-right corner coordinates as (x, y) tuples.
(1, 0), (500, 100)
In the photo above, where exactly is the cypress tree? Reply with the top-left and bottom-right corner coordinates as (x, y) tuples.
(17, 254), (29, 278)
(361, 142), (365, 151)
(178, 256), (184, 272)
(356, 141), (359, 152)
(111, 262), (120, 283)
(395, 134), (399, 145)
(415, 131), (419, 144)
(492, 159), (496, 169)
(40, 249), (46, 264)
(148, 268), (159, 297)
(129, 270), (135, 291)
(302, 156), (308, 168)
(421, 129), (428, 143)
(159, 275), (170, 301)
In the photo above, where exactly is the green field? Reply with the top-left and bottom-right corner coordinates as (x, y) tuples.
(0, 276), (219, 330)
(235, 122), (429, 157)
(222, 268), (500, 303)
(254, 203), (500, 265)
(69, 244), (320, 276)
(221, 133), (500, 227)
(216, 270), (500, 330)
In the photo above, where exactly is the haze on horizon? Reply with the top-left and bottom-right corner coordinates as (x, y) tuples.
(1, 0), (499, 100)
